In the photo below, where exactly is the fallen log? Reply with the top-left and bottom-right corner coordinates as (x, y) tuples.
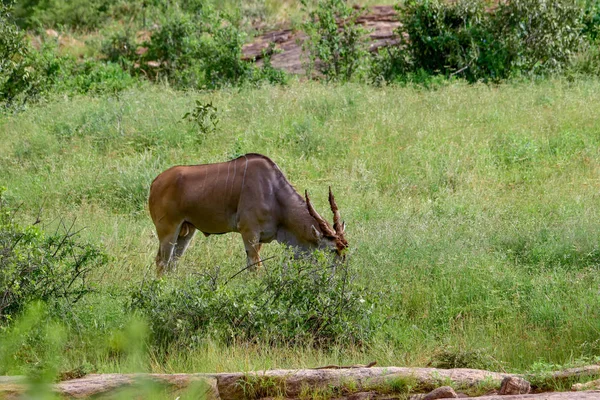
(2, 365), (600, 399)
(213, 366), (509, 400)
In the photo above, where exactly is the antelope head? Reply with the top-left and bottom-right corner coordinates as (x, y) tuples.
(305, 187), (349, 258)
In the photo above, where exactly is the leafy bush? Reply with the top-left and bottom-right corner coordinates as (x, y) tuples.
(0, 0), (37, 107)
(493, 0), (584, 75)
(141, 11), (205, 88)
(139, 9), (286, 89)
(0, 188), (108, 325)
(130, 252), (375, 347)
(582, 0), (600, 41)
(200, 13), (254, 88)
(386, 0), (586, 83)
(302, 0), (368, 81)
(100, 27), (139, 72)
(64, 59), (138, 94)
(395, 0), (495, 80)
(1, 3), (137, 107)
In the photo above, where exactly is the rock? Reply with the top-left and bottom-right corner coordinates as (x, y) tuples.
(422, 386), (458, 400)
(573, 378), (600, 391)
(45, 29), (59, 37)
(499, 377), (531, 395)
(241, 5), (401, 75)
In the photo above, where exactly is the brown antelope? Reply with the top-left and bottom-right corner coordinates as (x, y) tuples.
(148, 153), (348, 275)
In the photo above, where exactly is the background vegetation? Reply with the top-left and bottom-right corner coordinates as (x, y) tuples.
(1, 0), (600, 387)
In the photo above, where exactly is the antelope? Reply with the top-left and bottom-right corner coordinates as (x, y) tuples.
(148, 153), (348, 275)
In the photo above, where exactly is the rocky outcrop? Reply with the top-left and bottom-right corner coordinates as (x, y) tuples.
(242, 5), (402, 74)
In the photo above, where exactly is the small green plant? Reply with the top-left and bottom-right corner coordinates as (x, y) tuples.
(238, 375), (287, 400)
(429, 347), (502, 371)
(384, 376), (422, 394)
(301, 0), (368, 81)
(182, 100), (219, 136)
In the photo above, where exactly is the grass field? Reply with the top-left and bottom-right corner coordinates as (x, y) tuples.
(1, 78), (600, 375)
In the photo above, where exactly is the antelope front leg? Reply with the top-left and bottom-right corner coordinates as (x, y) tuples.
(241, 233), (263, 271)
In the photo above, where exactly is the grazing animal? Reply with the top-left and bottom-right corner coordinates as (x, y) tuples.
(148, 153), (348, 275)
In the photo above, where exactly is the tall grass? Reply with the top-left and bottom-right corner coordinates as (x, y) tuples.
(1, 79), (600, 373)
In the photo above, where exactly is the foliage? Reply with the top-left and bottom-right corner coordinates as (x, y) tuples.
(199, 12), (254, 88)
(1, 3), (137, 107)
(0, 188), (108, 325)
(569, 40), (600, 76)
(130, 252), (376, 347)
(582, 0), (600, 41)
(493, 0), (584, 75)
(395, 0), (498, 81)
(0, 0), (34, 107)
(135, 8), (286, 89)
(65, 59), (138, 95)
(389, 0), (586, 83)
(100, 27), (139, 72)
(182, 100), (219, 136)
(302, 0), (368, 81)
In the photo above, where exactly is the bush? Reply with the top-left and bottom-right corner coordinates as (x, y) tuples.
(582, 0), (600, 42)
(141, 11), (205, 88)
(135, 8), (286, 89)
(130, 252), (375, 347)
(302, 0), (368, 81)
(493, 0), (584, 75)
(0, 188), (108, 325)
(0, 0), (36, 107)
(395, 0), (497, 81)
(100, 27), (139, 72)
(386, 0), (586, 83)
(65, 59), (138, 94)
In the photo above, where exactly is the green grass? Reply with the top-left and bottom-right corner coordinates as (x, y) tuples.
(1, 78), (600, 376)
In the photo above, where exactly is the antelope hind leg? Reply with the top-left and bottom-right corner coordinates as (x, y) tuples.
(154, 222), (182, 276)
(173, 222), (196, 263)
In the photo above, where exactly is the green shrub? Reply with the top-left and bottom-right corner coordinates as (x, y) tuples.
(130, 252), (375, 347)
(302, 0), (368, 81)
(199, 12), (254, 88)
(65, 59), (138, 94)
(395, 0), (498, 81)
(493, 0), (584, 75)
(0, 0), (37, 107)
(582, 0), (600, 41)
(136, 8), (286, 89)
(387, 0), (585, 83)
(142, 11), (205, 88)
(100, 27), (139, 72)
(0, 188), (108, 325)
(1, 4), (137, 108)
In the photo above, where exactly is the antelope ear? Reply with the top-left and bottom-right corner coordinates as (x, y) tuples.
(341, 221), (346, 233)
(311, 225), (322, 240)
